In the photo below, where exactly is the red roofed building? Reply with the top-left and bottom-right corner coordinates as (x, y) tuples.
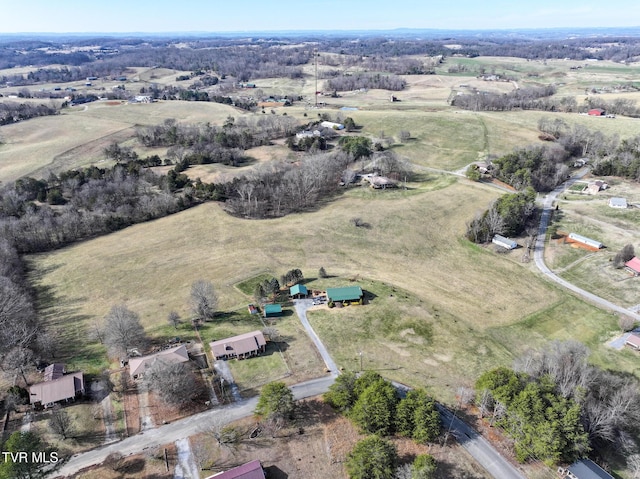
(626, 333), (640, 350)
(588, 108), (605, 116)
(625, 257), (640, 276)
(205, 459), (265, 479)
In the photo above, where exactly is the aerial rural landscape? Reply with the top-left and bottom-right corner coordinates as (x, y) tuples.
(2, 3), (640, 479)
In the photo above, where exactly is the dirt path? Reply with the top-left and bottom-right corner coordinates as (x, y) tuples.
(173, 438), (200, 479)
(138, 383), (155, 431)
(101, 395), (117, 443)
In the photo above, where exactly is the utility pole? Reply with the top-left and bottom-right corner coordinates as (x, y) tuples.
(314, 48), (318, 108)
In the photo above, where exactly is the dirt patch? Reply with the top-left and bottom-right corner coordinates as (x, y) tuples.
(72, 444), (176, 479)
(105, 101), (122, 106)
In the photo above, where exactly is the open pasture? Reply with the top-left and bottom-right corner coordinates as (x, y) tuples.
(28, 178), (585, 400)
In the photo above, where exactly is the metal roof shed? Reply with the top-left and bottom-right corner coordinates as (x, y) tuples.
(264, 303), (282, 317)
(326, 286), (363, 302)
(290, 284), (308, 297)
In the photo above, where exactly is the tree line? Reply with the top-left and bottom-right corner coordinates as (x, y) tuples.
(0, 163), (192, 254)
(476, 341), (640, 468)
(466, 189), (537, 244)
(0, 101), (58, 125)
(452, 85), (557, 112)
(326, 72), (407, 92)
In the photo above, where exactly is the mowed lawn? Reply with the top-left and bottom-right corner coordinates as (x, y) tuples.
(27, 178), (583, 401)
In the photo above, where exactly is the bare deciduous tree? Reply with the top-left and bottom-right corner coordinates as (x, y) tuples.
(143, 359), (197, 407)
(49, 406), (75, 440)
(190, 280), (217, 321)
(1, 347), (35, 386)
(103, 304), (147, 358)
(167, 311), (182, 329)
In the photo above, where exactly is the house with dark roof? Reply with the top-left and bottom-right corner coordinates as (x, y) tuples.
(204, 459), (265, 479)
(210, 331), (267, 360)
(30, 372), (84, 408)
(558, 459), (613, 479)
(128, 344), (190, 379)
(326, 285), (363, 303)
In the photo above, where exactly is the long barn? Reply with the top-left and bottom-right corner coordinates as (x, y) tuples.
(568, 232), (604, 249)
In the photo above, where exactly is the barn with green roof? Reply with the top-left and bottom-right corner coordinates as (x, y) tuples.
(290, 284), (308, 298)
(263, 303), (282, 318)
(326, 286), (363, 303)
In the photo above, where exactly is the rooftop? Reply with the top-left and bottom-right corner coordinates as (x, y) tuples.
(129, 344), (189, 377)
(205, 459), (265, 479)
(326, 285), (363, 302)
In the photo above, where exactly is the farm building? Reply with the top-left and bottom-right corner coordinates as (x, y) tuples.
(625, 257), (640, 276)
(326, 285), (363, 303)
(626, 333), (640, 350)
(29, 372), (84, 408)
(128, 344), (190, 379)
(609, 197), (628, 208)
(247, 304), (259, 315)
(264, 303), (283, 318)
(492, 234), (518, 250)
(290, 284), (308, 298)
(588, 108), (606, 116)
(366, 175), (396, 189)
(210, 331), (267, 360)
(568, 233), (604, 249)
(558, 459), (614, 479)
(204, 459), (265, 479)
(320, 121), (344, 130)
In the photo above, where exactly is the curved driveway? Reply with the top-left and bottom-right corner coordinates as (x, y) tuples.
(293, 299), (339, 375)
(534, 170), (640, 322)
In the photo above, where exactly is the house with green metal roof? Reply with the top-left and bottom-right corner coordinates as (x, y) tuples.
(326, 286), (363, 303)
(263, 303), (282, 318)
(290, 284), (308, 298)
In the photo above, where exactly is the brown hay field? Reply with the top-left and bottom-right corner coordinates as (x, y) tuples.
(0, 113), (128, 181)
(27, 178), (581, 399)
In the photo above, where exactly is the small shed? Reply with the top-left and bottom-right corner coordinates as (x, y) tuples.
(326, 286), (363, 303)
(609, 197), (627, 209)
(248, 304), (259, 315)
(492, 234), (518, 250)
(625, 257), (640, 276)
(290, 284), (308, 298)
(568, 233), (603, 249)
(625, 333), (640, 350)
(588, 108), (606, 116)
(264, 303), (283, 318)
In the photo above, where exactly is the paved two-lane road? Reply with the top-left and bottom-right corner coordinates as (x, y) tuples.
(534, 170), (640, 322)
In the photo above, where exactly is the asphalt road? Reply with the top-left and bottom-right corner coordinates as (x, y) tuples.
(51, 375), (335, 478)
(534, 169), (640, 322)
(438, 406), (526, 479)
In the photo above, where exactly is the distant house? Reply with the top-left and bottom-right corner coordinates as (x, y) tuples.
(366, 175), (396, 189)
(210, 331), (267, 360)
(568, 233), (604, 249)
(492, 234), (518, 250)
(290, 284), (308, 298)
(326, 286), (363, 303)
(204, 459), (265, 479)
(29, 372), (84, 408)
(608, 197), (627, 209)
(128, 344), (190, 379)
(625, 333), (640, 350)
(625, 257), (640, 276)
(558, 459), (614, 479)
(320, 121), (344, 130)
(588, 108), (606, 116)
(263, 303), (283, 318)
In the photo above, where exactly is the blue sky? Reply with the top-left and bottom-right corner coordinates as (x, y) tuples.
(2, 0), (640, 33)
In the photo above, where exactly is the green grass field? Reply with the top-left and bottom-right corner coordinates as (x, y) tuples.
(8, 53), (640, 411)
